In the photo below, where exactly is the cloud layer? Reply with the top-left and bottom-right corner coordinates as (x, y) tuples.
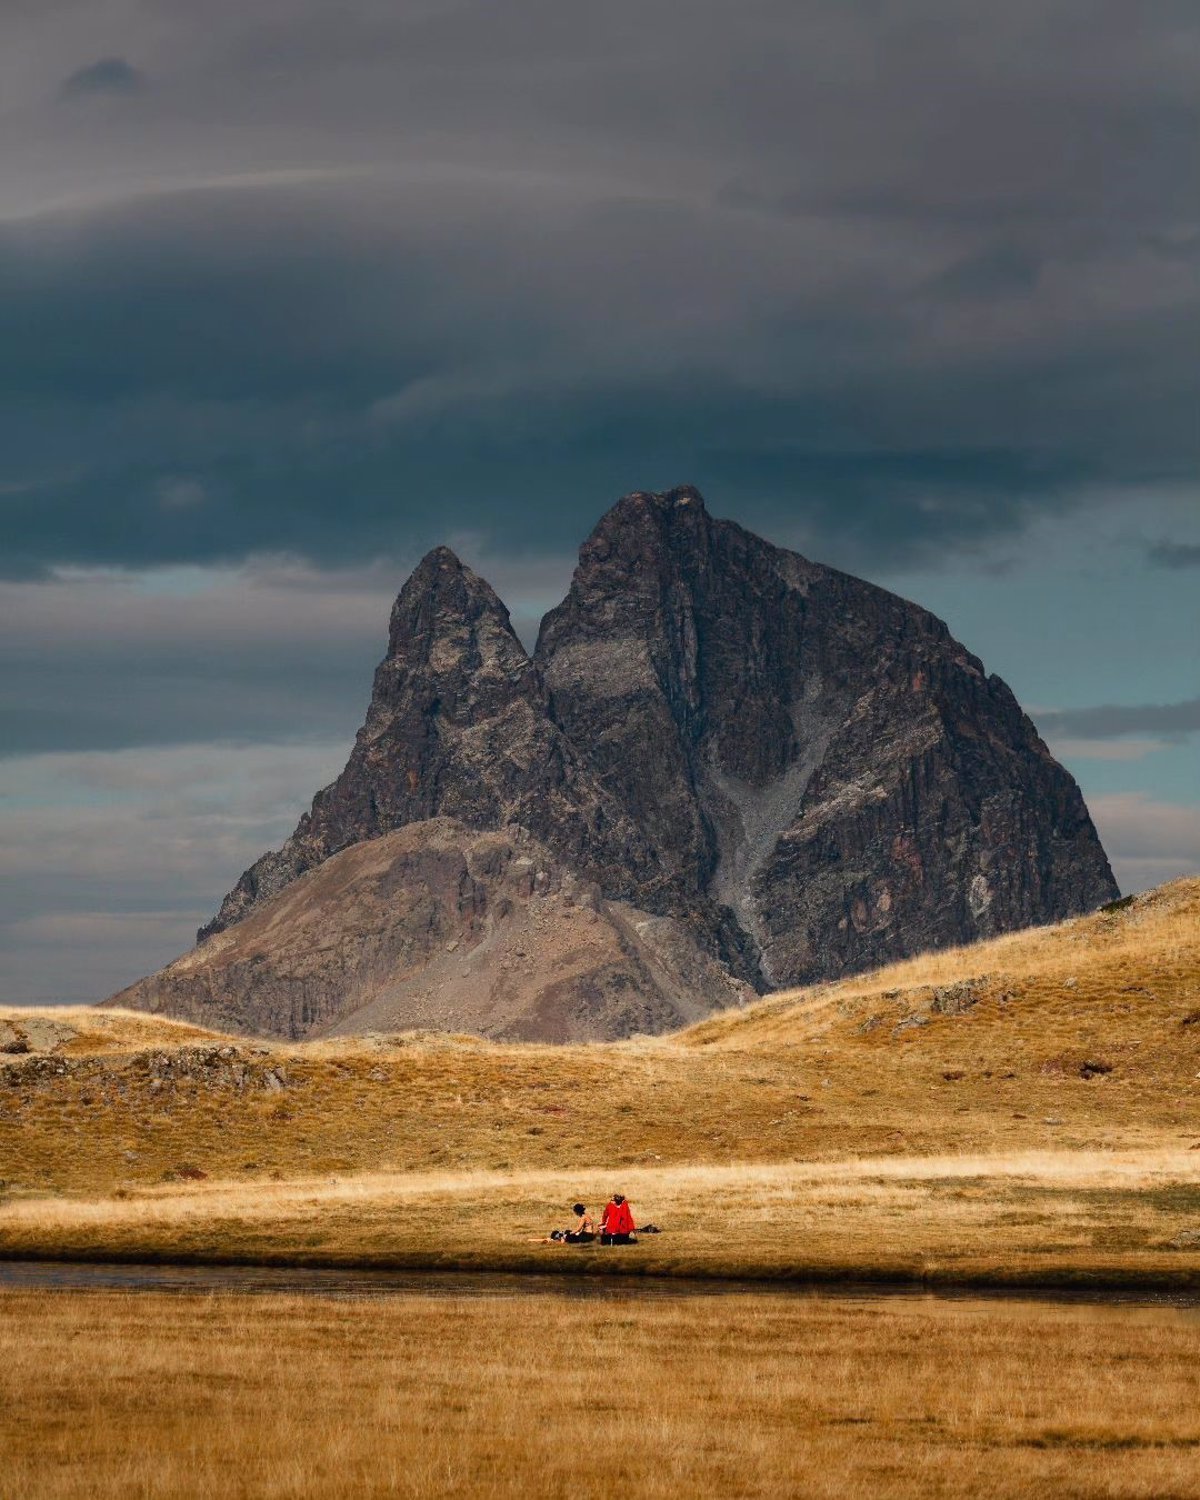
(58, 56), (146, 101)
(1038, 698), (1200, 741)
(1, 742), (349, 1002)
(1, 1), (1196, 578)
(1089, 793), (1200, 895)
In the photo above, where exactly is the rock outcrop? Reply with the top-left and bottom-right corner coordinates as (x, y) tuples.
(111, 486), (1117, 1040)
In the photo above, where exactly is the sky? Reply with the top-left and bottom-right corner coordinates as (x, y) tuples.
(2, 0), (1197, 1005)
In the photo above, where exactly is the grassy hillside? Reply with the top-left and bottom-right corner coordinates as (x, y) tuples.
(1, 878), (1197, 1285)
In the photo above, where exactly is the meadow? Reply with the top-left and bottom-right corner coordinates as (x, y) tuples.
(3, 1284), (1198, 1499)
(1, 879), (1197, 1286)
(2, 880), (1199, 1497)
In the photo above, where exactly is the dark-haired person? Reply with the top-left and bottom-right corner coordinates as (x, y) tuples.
(544, 1203), (596, 1244)
(600, 1193), (636, 1245)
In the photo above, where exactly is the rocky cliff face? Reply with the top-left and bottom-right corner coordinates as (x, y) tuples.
(535, 488), (1117, 985)
(113, 486), (1117, 1041)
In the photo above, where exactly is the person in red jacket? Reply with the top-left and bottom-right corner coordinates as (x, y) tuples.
(600, 1193), (637, 1245)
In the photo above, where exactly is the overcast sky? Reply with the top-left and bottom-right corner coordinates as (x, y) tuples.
(2, 1), (1197, 1004)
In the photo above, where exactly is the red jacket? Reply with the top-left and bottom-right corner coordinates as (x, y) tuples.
(603, 1199), (635, 1235)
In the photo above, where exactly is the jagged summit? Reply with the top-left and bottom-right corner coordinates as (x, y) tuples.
(385, 546), (520, 659)
(131, 484), (1115, 1041)
(370, 545), (533, 737)
(560, 484), (725, 603)
(598, 484), (708, 524)
(199, 534), (669, 945)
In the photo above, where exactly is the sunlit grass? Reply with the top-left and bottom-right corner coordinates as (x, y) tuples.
(2, 1150), (1197, 1289)
(2, 1286), (1198, 1499)
(1, 878), (1197, 1288)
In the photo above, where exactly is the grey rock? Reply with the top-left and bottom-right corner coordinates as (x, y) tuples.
(893, 1014), (931, 1034)
(199, 547), (666, 941)
(0, 1017), (77, 1054)
(931, 980), (987, 1016)
(112, 818), (751, 1043)
(536, 488), (1116, 987)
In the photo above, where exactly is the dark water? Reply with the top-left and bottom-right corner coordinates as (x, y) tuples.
(2, 1258), (1198, 1316)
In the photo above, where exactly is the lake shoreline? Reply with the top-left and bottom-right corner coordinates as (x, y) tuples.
(3, 1245), (1199, 1298)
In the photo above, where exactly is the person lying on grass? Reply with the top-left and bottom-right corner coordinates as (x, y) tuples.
(600, 1193), (637, 1245)
(537, 1203), (596, 1244)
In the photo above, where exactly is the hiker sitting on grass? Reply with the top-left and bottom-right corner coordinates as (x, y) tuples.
(600, 1193), (637, 1245)
(546, 1203), (596, 1244)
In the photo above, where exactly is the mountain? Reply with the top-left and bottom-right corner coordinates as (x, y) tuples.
(199, 546), (668, 940)
(536, 489), (1116, 985)
(109, 487), (1117, 1040)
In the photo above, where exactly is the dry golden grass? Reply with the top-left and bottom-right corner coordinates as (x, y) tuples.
(1, 879), (1197, 1286)
(685, 879), (1199, 1050)
(3, 883), (1198, 1496)
(1, 1150), (1198, 1289)
(2, 1286), (1198, 1499)
(2, 1005), (225, 1055)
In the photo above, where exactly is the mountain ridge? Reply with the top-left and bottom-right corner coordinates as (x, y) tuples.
(112, 486), (1117, 1041)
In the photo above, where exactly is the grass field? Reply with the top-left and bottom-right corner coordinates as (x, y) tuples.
(1, 879), (1197, 1285)
(1, 1151), (1198, 1290)
(2, 881), (1198, 1498)
(4, 1285), (1199, 1500)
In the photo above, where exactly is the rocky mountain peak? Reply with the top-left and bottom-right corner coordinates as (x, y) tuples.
(199, 530), (673, 945)
(560, 484), (714, 601)
(369, 546), (533, 739)
(178, 485), (1116, 1036)
(599, 483), (708, 528)
(537, 486), (1117, 987)
(390, 545), (468, 626)
(387, 546), (520, 657)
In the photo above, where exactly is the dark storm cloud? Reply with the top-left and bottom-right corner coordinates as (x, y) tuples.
(923, 245), (1044, 302)
(1, 181), (1196, 581)
(58, 56), (146, 101)
(1037, 699), (1200, 742)
(1, 0), (1196, 579)
(0, 646), (366, 756)
(1147, 541), (1200, 570)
